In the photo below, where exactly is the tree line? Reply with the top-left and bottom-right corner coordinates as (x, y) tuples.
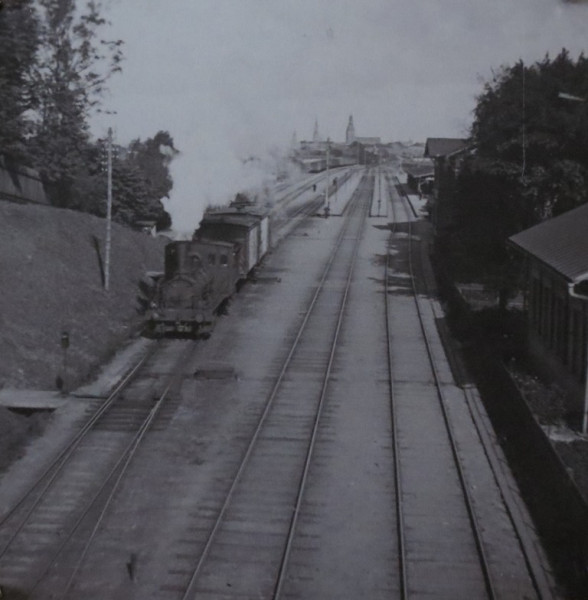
(0, 0), (177, 230)
(447, 49), (588, 288)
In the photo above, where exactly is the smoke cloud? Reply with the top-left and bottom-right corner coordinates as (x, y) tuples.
(93, 0), (588, 232)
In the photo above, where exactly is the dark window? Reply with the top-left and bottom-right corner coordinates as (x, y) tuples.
(208, 253), (216, 265)
(220, 254), (228, 266)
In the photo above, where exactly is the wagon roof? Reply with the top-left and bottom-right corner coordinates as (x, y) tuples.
(508, 202), (588, 283)
(200, 211), (263, 229)
(189, 239), (237, 250)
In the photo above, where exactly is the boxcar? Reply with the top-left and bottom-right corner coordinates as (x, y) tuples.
(195, 209), (270, 278)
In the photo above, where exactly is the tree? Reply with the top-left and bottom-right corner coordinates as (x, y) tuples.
(0, 0), (39, 163)
(451, 50), (588, 288)
(126, 131), (178, 229)
(28, 0), (123, 206)
(470, 51), (588, 220)
(69, 132), (177, 230)
(128, 131), (179, 203)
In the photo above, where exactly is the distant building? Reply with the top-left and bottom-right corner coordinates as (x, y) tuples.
(355, 136), (382, 145)
(296, 115), (383, 171)
(346, 114), (381, 145)
(313, 119), (321, 143)
(509, 203), (588, 430)
(346, 115), (356, 144)
(424, 138), (469, 233)
(402, 159), (435, 194)
(0, 156), (48, 205)
(135, 220), (158, 236)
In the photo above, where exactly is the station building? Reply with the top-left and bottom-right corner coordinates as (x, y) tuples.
(424, 138), (469, 233)
(509, 203), (588, 430)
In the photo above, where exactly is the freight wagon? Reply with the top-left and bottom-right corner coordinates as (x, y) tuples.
(147, 206), (270, 337)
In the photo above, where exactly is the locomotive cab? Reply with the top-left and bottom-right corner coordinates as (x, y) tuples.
(148, 239), (240, 337)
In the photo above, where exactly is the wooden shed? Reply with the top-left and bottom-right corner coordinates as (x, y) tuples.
(0, 156), (48, 205)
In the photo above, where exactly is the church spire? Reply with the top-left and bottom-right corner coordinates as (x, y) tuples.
(313, 119), (320, 143)
(346, 115), (355, 144)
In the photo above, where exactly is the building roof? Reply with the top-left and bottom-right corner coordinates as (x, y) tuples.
(424, 138), (469, 158)
(508, 203), (588, 283)
(402, 161), (435, 178)
(355, 136), (381, 145)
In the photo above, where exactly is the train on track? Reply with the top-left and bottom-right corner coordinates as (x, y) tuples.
(147, 198), (270, 337)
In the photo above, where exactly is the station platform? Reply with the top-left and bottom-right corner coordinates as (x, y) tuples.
(0, 389), (68, 410)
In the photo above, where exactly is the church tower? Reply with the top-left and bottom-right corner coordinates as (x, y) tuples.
(313, 119), (320, 143)
(346, 115), (355, 144)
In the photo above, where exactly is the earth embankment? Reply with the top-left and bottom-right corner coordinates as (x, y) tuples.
(0, 201), (166, 391)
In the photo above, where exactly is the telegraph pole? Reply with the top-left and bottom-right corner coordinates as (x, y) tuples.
(324, 140), (331, 218)
(325, 140), (330, 206)
(377, 147), (381, 215)
(105, 127), (113, 291)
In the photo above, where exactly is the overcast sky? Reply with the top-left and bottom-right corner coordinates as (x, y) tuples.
(92, 0), (588, 232)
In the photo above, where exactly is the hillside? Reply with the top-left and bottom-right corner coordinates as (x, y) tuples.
(0, 201), (166, 391)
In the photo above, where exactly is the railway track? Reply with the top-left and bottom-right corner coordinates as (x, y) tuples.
(0, 340), (195, 599)
(385, 173), (554, 599)
(166, 171), (373, 599)
(271, 167), (358, 241)
(0, 169), (557, 598)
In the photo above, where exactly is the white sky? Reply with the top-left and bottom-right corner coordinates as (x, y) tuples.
(91, 0), (588, 232)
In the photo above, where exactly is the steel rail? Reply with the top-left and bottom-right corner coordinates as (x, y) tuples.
(398, 172), (554, 599)
(272, 168), (372, 599)
(26, 341), (195, 599)
(273, 169), (357, 238)
(383, 172), (409, 600)
(0, 344), (158, 560)
(0, 341), (192, 599)
(180, 170), (371, 600)
(460, 385), (555, 600)
(394, 175), (554, 600)
(392, 175), (497, 600)
(58, 349), (192, 600)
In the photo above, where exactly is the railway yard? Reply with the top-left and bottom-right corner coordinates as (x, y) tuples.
(0, 168), (563, 598)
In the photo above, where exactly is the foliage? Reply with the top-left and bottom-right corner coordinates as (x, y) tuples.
(0, 2), (177, 230)
(0, 0), (38, 163)
(451, 50), (588, 290)
(68, 131), (177, 231)
(28, 0), (123, 206)
(127, 131), (179, 204)
(470, 50), (588, 220)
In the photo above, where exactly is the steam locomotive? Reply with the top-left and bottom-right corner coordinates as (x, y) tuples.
(147, 201), (270, 337)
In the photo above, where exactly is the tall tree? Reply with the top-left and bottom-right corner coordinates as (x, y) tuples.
(0, 0), (39, 163)
(126, 131), (178, 229)
(70, 132), (177, 230)
(448, 50), (588, 293)
(128, 131), (179, 203)
(29, 0), (123, 206)
(470, 50), (588, 221)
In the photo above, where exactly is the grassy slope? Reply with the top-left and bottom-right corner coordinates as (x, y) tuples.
(0, 201), (166, 390)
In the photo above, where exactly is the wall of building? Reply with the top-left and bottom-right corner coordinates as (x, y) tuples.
(527, 262), (588, 420)
(0, 157), (48, 205)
